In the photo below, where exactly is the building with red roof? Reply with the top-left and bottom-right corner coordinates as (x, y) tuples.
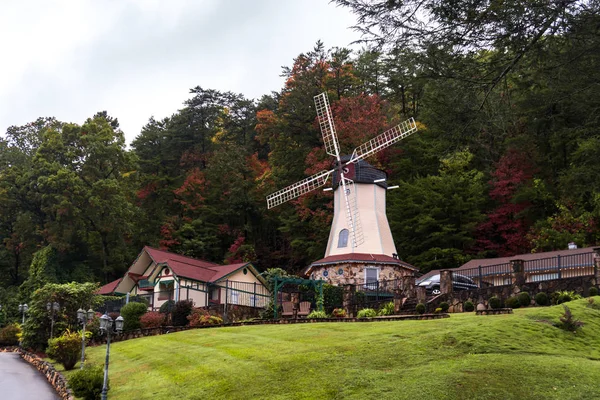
(98, 246), (269, 310)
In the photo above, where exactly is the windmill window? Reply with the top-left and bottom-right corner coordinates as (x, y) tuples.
(338, 229), (349, 248)
(364, 267), (379, 290)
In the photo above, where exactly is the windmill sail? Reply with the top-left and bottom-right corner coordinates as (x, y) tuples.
(266, 170), (333, 209)
(341, 177), (365, 248)
(314, 93), (341, 158)
(349, 118), (417, 163)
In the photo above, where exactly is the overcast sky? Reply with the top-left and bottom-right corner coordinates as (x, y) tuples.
(0, 0), (360, 144)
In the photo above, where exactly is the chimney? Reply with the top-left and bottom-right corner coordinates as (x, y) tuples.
(568, 242), (577, 250)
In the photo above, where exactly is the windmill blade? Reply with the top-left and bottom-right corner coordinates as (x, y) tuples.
(339, 177), (365, 248)
(266, 169), (334, 209)
(314, 93), (341, 160)
(349, 118), (418, 163)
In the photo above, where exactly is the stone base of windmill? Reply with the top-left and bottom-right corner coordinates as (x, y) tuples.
(308, 261), (414, 286)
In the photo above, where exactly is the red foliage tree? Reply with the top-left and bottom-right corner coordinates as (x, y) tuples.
(476, 148), (537, 256)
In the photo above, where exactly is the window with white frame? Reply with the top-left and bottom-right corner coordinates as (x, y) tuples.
(364, 267), (379, 290)
(230, 290), (240, 305)
(338, 229), (349, 248)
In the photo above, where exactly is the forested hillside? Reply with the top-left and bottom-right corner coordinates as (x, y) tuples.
(1, 1), (598, 300)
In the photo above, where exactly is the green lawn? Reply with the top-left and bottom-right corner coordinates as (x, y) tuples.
(79, 298), (600, 399)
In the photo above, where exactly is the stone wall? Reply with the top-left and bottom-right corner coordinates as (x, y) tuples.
(311, 262), (412, 285)
(0, 347), (73, 400)
(426, 275), (598, 312)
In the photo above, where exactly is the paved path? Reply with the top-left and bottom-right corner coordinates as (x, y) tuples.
(0, 352), (59, 400)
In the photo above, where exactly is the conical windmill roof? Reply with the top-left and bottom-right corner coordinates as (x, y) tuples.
(332, 157), (388, 188)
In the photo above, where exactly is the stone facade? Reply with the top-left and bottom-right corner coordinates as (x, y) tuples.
(310, 262), (413, 285)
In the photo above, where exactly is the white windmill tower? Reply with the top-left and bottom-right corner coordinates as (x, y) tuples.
(267, 93), (419, 285)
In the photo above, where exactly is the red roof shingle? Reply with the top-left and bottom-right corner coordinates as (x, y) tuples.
(144, 247), (252, 283)
(97, 278), (122, 295)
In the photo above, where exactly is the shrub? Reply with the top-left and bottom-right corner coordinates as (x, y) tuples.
(589, 287), (598, 297)
(331, 308), (346, 318)
(439, 302), (450, 312)
(307, 310), (328, 319)
(488, 296), (501, 309)
(46, 329), (81, 371)
(140, 312), (165, 329)
(357, 308), (377, 318)
(0, 323), (21, 346)
(187, 308), (223, 327)
(120, 302), (148, 331)
(505, 296), (521, 309)
(378, 302), (395, 316)
(323, 284), (344, 314)
(554, 290), (582, 304)
(463, 301), (475, 312)
(535, 292), (549, 306)
(68, 364), (105, 400)
(172, 300), (194, 326)
(159, 300), (175, 314)
(434, 308), (442, 313)
(554, 305), (584, 332)
(415, 303), (426, 314)
(517, 292), (531, 307)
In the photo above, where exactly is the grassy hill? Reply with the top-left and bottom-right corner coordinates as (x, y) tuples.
(82, 298), (600, 399)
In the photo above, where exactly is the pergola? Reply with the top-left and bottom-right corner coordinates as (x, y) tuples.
(271, 277), (324, 319)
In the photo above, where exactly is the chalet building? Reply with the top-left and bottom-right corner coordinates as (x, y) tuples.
(97, 246), (269, 310)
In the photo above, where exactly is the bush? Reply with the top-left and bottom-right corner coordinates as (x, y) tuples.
(331, 308), (346, 318)
(307, 310), (328, 319)
(357, 308), (377, 318)
(589, 287), (598, 297)
(46, 329), (81, 371)
(172, 300), (194, 326)
(0, 323), (21, 346)
(323, 284), (344, 314)
(488, 296), (502, 309)
(463, 301), (475, 312)
(378, 302), (395, 316)
(505, 296), (521, 309)
(187, 308), (223, 327)
(554, 305), (584, 332)
(439, 302), (450, 312)
(517, 292), (531, 307)
(434, 308), (442, 313)
(415, 303), (426, 314)
(535, 292), (549, 306)
(554, 290), (582, 304)
(159, 300), (175, 314)
(68, 364), (105, 400)
(120, 302), (148, 331)
(140, 312), (165, 329)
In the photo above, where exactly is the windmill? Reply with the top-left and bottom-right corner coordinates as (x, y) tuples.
(266, 92), (418, 252)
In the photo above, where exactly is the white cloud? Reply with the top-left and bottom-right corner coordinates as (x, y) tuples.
(0, 0), (361, 144)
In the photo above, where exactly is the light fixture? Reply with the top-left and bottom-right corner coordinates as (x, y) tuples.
(387, 185), (399, 190)
(374, 178), (386, 183)
(323, 188), (333, 192)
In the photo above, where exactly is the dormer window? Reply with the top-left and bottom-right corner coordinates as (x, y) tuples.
(338, 229), (349, 248)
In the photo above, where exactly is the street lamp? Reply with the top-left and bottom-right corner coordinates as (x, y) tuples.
(18, 303), (28, 324)
(99, 314), (124, 400)
(77, 308), (95, 370)
(47, 301), (60, 339)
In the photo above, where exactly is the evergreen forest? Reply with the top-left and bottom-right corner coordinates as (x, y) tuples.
(1, 0), (599, 306)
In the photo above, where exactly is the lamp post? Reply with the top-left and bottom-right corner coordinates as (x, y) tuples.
(99, 314), (124, 400)
(18, 304), (28, 347)
(47, 301), (60, 339)
(18, 303), (28, 324)
(77, 308), (95, 370)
